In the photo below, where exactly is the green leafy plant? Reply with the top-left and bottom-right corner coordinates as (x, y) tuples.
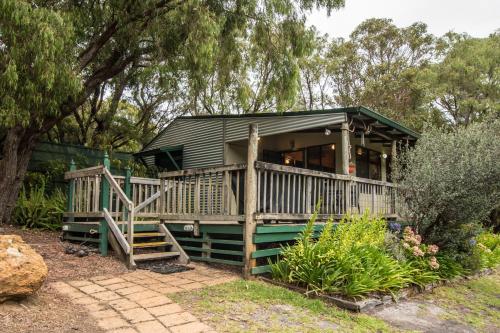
(13, 181), (65, 230)
(270, 212), (414, 298)
(474, 230), (500, 269)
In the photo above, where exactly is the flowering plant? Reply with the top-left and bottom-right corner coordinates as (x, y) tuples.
(402, 227), (440, 270)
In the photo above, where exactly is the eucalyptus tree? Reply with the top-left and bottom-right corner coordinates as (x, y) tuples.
(0, 0), (345, 224)
(326, 18), (437, 130)
(429, 32), (500, 126)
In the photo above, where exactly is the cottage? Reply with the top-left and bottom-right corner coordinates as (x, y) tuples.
(63, 107), (419, 276)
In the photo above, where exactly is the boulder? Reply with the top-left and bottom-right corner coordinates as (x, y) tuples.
(0, 235), (48, 302)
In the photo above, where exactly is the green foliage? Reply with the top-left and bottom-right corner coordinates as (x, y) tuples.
(395, 119), (500, 262)
(475, 230), (500, 269)
(271, 213), (414, 298)
(0, 0), (80, 128)
(14, 181), (65, 230)
(429, 32), (500, 126)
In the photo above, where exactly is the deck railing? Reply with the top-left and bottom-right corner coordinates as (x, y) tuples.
(158, 161), (399, 222)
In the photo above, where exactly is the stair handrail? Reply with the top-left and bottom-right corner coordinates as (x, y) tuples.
(103, 208), (131, 254)
(103, 167), (135, 267)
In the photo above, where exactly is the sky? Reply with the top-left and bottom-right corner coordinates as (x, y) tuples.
(306, 0), (500, 39)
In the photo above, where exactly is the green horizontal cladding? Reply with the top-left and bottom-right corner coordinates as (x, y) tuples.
(251, 247), (282, 259)
(167, 224), (243, 235)
(255, 224), (325, 234)
(251, 265), (272, 275)
(175, 237), (244, 246)
(253, 231), (322, 243)
(183, 246), (244, 256)
(190, 256), (244, 266)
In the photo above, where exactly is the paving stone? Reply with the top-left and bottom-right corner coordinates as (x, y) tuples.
(134, 320), (170, 333)
(93, 291), (122, 301)
(51, 282), (78, 295)
(126, 290), (162, 302)
(107, 282), (137, 291)
(73, 296), (98, 305)
(121, 307), (155, 323)
(178, 282), (204, 291)
(116, 285), (149, 296)
(169, 321), (212, 333)
(79, 284), (108, 294)
(158, 312), (198, 327)
(160, 286), (183, 294)
(181, 275), (213, 282)
(109, 298), (140, 311)
(109, 328), (138, 333)
(166, 279), (192, 287)
(90, 309), (119, 319)
(84, 302), (108, 312)
(147, 303), (183, 317)
(136, 295), (172, 308)
(98, 316), (131, 330)
(68, 280), (95, 287)
(96, 277), (127, 286)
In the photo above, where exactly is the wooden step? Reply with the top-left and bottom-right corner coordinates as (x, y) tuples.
(133, 241), (172, 248)
(126, 232), (165, 238)
(133, 252), (180, 261)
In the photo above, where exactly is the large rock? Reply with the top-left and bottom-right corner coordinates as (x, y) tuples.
(0, 235), (48, 302)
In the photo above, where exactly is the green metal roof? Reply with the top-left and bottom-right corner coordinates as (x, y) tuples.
(141, 106), (419, 152)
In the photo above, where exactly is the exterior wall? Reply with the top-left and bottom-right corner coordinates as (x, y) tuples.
(144, 118), (225, 169)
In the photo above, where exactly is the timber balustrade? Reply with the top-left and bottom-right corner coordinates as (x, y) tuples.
(157, 161), (399, 222)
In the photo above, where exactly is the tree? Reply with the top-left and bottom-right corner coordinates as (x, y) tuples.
(0, 0), (345, 224)
(395, 118), (500, 262)
(325, 18), (438, 130)
(428, 32), (500, 126)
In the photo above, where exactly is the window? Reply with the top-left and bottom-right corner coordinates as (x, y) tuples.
(306, 144), (336, 173)
(282, 150), (305, 168)
(355, 146), (381, 180)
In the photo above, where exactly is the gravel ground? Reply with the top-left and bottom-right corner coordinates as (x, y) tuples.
(0, 225), (130, 332)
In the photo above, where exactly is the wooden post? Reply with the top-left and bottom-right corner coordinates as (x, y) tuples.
(99, 152), (110, 256)
(67, 160), (76, 222)
(243, 124), (258, 279)
(341, 122), (350, 175)
(391, 140), (397, 160)
(123, 167), (131, 222)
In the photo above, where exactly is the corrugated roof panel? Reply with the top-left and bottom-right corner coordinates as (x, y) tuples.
(224, 113), (346, 142)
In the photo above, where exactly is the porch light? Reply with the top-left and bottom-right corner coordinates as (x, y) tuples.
(324, 128), (332, 136)
(331, 144), (335, 150)
(356, 147), (363, 155)
(285, 157), (291, 165)
(382, 153), (388, 159)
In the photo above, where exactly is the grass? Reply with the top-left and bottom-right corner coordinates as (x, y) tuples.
(170, 279), (396, 333)
(422, 270), (500, 331)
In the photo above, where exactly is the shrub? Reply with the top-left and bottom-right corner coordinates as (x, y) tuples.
(395, 118), (500, 263)
(474, 230), (500, 269)
(270, 212), (414, 298)
(14, 181), (65, 230)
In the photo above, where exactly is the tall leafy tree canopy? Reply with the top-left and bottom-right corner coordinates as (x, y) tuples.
(0, 0), (345, 224)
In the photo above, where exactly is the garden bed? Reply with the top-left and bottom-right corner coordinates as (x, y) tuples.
(260, 268), (496, 312)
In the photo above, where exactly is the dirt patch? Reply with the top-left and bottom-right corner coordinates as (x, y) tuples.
(1, 225), (128, 282)
(0, 225), (129, 333)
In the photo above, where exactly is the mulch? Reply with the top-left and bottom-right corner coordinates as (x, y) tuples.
(0, 225), (130, 333)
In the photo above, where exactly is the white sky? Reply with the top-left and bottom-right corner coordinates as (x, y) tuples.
(306, 0), (500, 39)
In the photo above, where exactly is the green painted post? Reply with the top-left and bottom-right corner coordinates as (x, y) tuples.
(124, 167), (132, 222)
(67, 160), (76, 222)
(99, 152), (111, 256)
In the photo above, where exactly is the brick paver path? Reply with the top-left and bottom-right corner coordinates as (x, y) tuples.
(51, 263), (239, 333)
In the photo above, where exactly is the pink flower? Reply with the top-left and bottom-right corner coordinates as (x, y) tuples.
(427, 244), (439, 255)
(429, 256), (439, 269)
(412, 246), (424, 257)
(414, 235), (422, 245)
(403, 242), (411, 249)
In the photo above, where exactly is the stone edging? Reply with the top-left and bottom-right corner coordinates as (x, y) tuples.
(259, 268), (495, 313)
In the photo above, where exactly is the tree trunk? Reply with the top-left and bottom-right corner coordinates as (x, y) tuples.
(0, 126), (38, 225)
